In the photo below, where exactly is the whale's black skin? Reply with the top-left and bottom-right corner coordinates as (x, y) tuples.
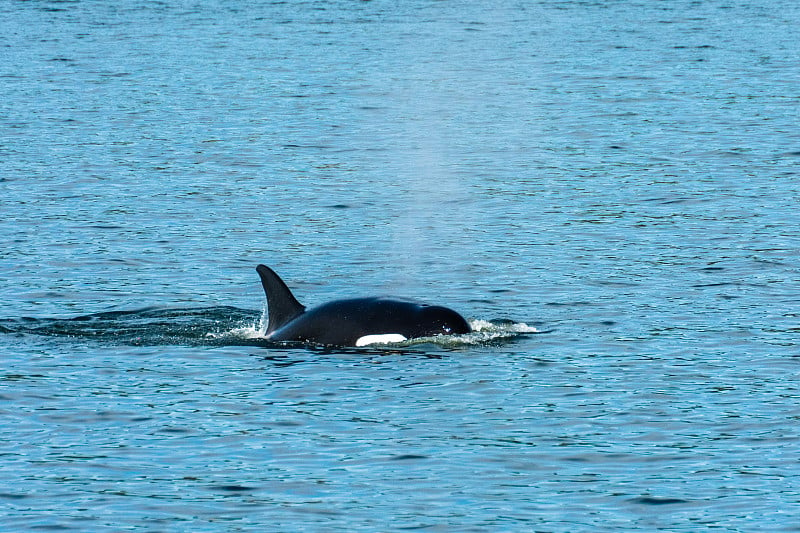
(256, 264), (471, 346)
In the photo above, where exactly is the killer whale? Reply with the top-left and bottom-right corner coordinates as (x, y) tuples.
(256, 264), (471, 347)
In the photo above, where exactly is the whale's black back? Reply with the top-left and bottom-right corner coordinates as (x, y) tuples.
(256, 264), (471, 346)
(270, 297), (470, 346)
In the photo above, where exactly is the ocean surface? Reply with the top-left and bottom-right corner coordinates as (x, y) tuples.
(2, 0), (800, 530)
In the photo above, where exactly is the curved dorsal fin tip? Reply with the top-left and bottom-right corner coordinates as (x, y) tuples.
(255, 265), (305, 335)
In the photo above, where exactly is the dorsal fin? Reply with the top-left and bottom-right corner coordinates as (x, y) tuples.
(256, 265), (306, 335)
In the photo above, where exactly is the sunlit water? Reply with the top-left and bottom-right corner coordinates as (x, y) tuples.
(2, 0), (800, 530)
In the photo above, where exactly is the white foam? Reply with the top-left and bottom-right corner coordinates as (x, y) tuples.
(469, 319), (538, 334)
(355, 333), (408, 347)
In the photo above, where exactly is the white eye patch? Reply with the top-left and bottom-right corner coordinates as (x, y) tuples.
(355, 334), (407, 347)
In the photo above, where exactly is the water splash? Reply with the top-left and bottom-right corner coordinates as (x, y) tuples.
(384, 319), (539, 348)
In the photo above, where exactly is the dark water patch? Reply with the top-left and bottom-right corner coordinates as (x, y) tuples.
(2, 373), (46, 382)
(84, 224), (124, 230)
(691, 281), (768, 288)
(54, 454), (110, 462)
(630, 496), (691, 505)
(255, 354), (310, 367)
(0, 493), (29, 500)
(282, 143), (330, 149)
(156, 427), (196, 435)
(209, 485), (257, 493)
(592, 279), (639, 287)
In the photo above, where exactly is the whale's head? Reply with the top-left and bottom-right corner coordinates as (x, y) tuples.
(418, 305), (471, 336)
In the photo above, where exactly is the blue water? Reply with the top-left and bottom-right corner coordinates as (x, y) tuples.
(2, 0), (800, 530)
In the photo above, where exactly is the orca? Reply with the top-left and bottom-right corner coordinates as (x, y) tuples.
(256, 264), (471, 347)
